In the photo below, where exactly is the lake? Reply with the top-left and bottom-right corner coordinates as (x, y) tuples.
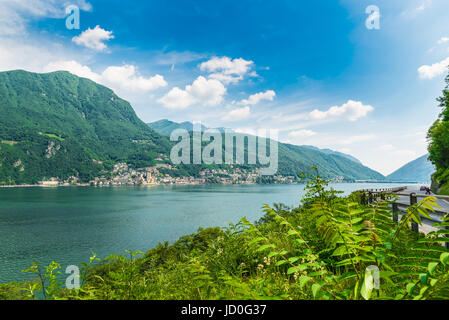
(0, 183), (416, 283)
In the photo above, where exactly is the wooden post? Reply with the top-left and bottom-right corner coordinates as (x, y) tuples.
(393, 203), (399, 223)
(410, 193), (419, 233)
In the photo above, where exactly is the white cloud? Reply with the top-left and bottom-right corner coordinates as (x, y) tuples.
(72, 25), (114, 51)
(308, 100), (374, 122)
(234, 128), (272, 138)
(0, 39), (58, 72)
(222, 106), (251, 121)
(44, 60), (167, 93)
(235, 128), (257, 136)
(0, 0), (92, 35)
(437, 37), (449, 45)
(401, 0), (432, 18)
(101, 65), (167, 91)
(158, 76), (226, 110)
(157, 87), (196, 110)
(241, 90), (276, 106)
(288, 129), (317, 138)
(200, 56), (254, 84)
(418, 57), (449, 79)
(416, 0), (432, 11)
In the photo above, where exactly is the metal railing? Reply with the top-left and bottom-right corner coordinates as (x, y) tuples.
(358, 188), (449, 249)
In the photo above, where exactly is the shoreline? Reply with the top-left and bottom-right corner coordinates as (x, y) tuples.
(0, 181), (420, 189)
(0, 184), (91, 188)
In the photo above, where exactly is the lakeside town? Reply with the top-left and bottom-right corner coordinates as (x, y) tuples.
(31, 162), (305, 187)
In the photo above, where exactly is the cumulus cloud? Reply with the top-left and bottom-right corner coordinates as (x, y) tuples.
(157, 87), (196, 110)
(418, 57), (449, 79)
(241, 90), (276, 106)
(44, 60), (100, 81)
(222, 106), (251, 121)
(101, 65), (167, 91)
(72, 25), (114, 51)
(200, 56), (254, 84)
(437, 37), (449, 45)
(158, 76), (226, 110)
(44, 60), (167, 93)
(308, 100), (374, 122)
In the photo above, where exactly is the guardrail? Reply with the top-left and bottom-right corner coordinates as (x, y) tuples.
(359, 187), (408, 204)
(357, 188), (449, 249)
(395, 192), (449, 201)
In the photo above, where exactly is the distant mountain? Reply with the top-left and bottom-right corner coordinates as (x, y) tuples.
(148, 120), (385, 181)
(387, 154), (435, 183)
(147, 119), (186, 136)
(301, 145), (362, 164)
(148, 120), (232, 135)
(0, 70), (171, 184)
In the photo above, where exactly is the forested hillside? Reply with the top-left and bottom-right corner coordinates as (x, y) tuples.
(149, 120), (385, 181)
(0, 70), (385, 185)
(0, 70), (171, 184)
(428, 70), (449, 194)
(387, 154), (434, 183)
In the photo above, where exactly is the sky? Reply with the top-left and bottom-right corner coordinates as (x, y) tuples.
(0, 0), (449, 175)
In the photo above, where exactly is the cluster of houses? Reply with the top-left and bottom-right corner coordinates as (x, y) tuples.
(39, 162), (300, 187)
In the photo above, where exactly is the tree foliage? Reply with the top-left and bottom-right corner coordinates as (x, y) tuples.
(4, 175), (449, 300)
(0, 70), (172, 184)
(428, 69), (449, 193)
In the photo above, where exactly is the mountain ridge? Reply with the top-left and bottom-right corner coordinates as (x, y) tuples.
(0, 69), (385, 184)
(0, 70), (171, 184)
(148, 119), (385, 181)
(386, 154), (434, 183)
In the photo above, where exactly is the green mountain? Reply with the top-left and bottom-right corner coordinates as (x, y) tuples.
(148, 119), (230, 136)
(300, 145), (362, 164)
(0, 70), (171, 185)
(0, 70), (385, 185)
(147, 119), (186, 136)
(387, 154), (435, 183)
(148, 120), (385, 181)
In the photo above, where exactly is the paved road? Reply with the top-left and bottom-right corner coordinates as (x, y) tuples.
(394, 189), (449, 234)
(395, 190), (449, 213)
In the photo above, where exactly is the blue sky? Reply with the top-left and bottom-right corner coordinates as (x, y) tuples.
(1, 0), (449, 175)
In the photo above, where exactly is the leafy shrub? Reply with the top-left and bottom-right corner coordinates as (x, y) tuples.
(5, 175), (449, 300)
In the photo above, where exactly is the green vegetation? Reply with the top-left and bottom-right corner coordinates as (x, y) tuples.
(2, 174), (448, 300)
(0, 70), (172, 184)
(148, 119), (191, 137)
(38, 133), (65, 141)
(149, 120), (385, 182)
(428, 70), (449, 194)
(0, 70), (385, 185)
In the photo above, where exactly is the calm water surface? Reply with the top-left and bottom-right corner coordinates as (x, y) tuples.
(0, 183), (415, 283)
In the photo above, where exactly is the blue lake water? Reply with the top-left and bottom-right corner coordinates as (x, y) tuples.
(0, 183), (415, 283)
